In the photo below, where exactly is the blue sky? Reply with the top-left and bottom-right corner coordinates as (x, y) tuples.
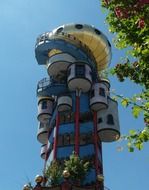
(0, 0), (148, 190)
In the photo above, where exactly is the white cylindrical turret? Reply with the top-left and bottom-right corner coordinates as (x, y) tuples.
(37, 97), (54, 123)
(37, 122), (49, 144)
(97, 98), (120, 142)
(47, 53), (76, 80)
(40, 144), (47, 159)
(57, 95), (72, 112)
(90, 82), (109, 111)
(67, 62), (92, 92)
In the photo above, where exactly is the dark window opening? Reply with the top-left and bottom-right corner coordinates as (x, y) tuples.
(42, 100), (47, 109)
(56, 27), (63, 34)
(75, 24), (83, 29)
(60, 112), (74, 124)
(57, 133), (74, 147)
(57, 135), (63, 146)
(63, 133), (70, 146)
(90, 89), (95, 98)
(98, 118), (103, 124)
(94, 29), (101, 35)
(107, 114), (114, 125)
(70, 133), (75, 145)
(75, 65), (85, 77)
(79, 112), (92, 123)
(80, 133), (87, 145)
(39, 123), (44, 129)
(99, 88), (105, 97)
(80, 132), (93, 145)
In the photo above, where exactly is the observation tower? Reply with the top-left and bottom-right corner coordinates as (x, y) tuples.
(31, 24), (120, 190)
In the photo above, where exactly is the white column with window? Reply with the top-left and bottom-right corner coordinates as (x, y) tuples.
(90, 82), (109, 111)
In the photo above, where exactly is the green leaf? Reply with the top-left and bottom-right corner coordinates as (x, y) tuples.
(129, 130), (137, 136)
(128, 147), (134, 152)
(135, 142), (143, 150)
(121, 98), (129, 107)
(132, 106), (142, 118)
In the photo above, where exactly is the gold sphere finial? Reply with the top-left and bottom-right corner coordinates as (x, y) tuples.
(35, 175), (43, 183)
(23, 184), (30, 190)
(97, 174), (104, 182)
(63, 170), (70, 178)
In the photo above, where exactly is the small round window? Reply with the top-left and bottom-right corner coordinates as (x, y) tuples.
(94, 28), (101, 35)
(56, 27), (63, 34)
(75, 24), (83, 29)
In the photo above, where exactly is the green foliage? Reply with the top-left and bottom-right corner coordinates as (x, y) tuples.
(121, 98), (129, 107)
(64, 152), (91, 183)
(44, 153), (91, 186)
(125, 126), (149, 152)
(101, 0), (149, 151)
(132, 106), (142, 118)
(45, 160), (63, 185)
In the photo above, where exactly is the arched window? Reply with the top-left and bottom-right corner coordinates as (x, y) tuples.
(80, 133), (87, 145)
(107, 114), (114, 125)
(86, 132), (93, 144)
(90, 89), (95, 98)
(70, 133), (75, 145)
(60, 114), (66, 124)
(98, 117), (103, 124)
(56, 27), (63, 34)
(63, 133), (70, 146)
(60, 112), (74, 124)
(42, 100), (47, 109)
(79, 112), (92, 123)
(39, 122), (44, 129)
(75, 65), (85, 77)
(99, 88), (105, 97)
(75, 24), (83, 29)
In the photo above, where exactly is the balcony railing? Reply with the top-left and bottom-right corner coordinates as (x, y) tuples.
(37, 77), (53, 90)
(37, 77), (67, 96)
(35, 32), (96, 66)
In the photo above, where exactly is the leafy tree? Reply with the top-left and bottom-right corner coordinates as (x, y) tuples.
(64, 152), (91, 183)
(101, 0), (149, 151)
(45, 160), (63, 185)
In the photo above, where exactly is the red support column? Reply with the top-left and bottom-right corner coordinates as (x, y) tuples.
(43, 127), (52, 180)
(93, 112), (100, 175)
(93, 111), (104, 189)
(53, 112), (60, 159)
(43, 142), (49, 185)
(75, 92), (80, 155)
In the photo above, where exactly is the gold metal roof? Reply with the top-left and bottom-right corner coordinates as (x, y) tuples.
(52, 24), (111, 71)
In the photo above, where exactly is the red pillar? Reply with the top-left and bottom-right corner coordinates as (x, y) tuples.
(43, 129), (51, 178)
(75, 92), (80, 155)
(93, 111), (104, 189)
(53, 112), (60, 159)
(93, 112), (100, 175)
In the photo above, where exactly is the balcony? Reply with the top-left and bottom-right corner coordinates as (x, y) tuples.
(37, 77), (67, 97)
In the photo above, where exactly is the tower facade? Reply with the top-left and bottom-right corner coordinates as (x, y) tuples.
(35, 24), (120, 190)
